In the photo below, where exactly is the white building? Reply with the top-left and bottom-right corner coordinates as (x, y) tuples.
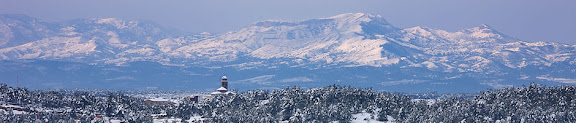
(211, 76), (234, 95)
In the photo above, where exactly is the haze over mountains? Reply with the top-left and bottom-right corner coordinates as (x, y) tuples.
(1, 13), (575, 93)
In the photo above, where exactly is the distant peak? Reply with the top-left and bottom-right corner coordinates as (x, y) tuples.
(253, 20), (296, 27)
(252, 13), (386, 27)
(463, 24), (498, 33)
(403, 26), (436, 37)
(478, 24), (492, 29)
(408, 26), (431, 31)
(458, 24), (519, 41)
(404, 26), (434, 34)
(92, 18), (126, 24)
(325, 13), (381, 20)
(88, 18), (139, 29)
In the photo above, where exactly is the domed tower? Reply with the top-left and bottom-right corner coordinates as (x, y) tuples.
(221, 76), (228, 89)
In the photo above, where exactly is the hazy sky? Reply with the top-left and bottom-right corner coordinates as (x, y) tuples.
(1, 0), (575, 44)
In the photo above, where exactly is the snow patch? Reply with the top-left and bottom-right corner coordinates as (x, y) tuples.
(351, 112), (394, 123)
(238, 75), (276, 85)
(537, 75), (576, 84)
(421, 61), (438, 69)
(95, 18), (137, 29)
(381, 79), (428, 86)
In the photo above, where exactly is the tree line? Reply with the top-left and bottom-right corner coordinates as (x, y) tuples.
(1, 83), (575, 122)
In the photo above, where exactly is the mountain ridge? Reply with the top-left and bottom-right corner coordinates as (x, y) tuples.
(0, 13), (575, 92)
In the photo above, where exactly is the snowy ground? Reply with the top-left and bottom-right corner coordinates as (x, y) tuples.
(350, 112), (395, 123)
(151, 116), (205, 123)
(0, 104), (28, 115)
(187, 116), (205, 122)
(411, 99), (437, 105)
(153, 118), (182, 123)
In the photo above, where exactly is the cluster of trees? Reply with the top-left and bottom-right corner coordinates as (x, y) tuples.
(179, 84), (576, 122)
(197, 86), (409, 122)
(0, 84), (156, 122)
(1, 83), (576, 122)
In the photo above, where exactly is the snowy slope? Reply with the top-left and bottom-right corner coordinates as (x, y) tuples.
(0, 13), (575, 91)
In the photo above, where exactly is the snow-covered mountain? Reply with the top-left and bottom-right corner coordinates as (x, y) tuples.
(0, 15), (179, 64)
(0, 13), (575, 92)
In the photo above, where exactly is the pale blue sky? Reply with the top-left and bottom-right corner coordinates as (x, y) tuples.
(1, 0), (575, 44)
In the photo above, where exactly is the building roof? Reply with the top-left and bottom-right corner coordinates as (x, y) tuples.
(222, 76), (227, 79)
(211, 91), (235, 95)
(146, 98), (170, 102)
(216, 86), (228, 91)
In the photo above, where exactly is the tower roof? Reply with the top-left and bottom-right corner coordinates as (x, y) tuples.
(216, 86), (228, 91)
(222, 76), (227, 79)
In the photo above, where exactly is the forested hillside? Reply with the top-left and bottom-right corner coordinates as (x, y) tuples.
(1, 83), (575, 122)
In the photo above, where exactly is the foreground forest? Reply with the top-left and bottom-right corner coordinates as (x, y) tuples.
(1, 83), (575, 122)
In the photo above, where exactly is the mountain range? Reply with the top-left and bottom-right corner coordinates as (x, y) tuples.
(1, 13), (575, 93)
